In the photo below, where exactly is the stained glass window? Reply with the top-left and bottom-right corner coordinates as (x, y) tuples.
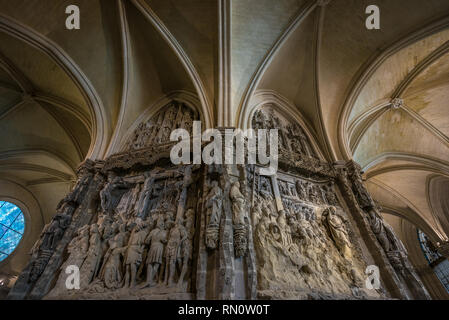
(0, 201), (25, 262)
(418, 230), (449, 293)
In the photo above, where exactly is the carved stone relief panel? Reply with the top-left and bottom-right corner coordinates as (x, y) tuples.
(250, 167), (380, 299)
(252, 105), (318, 161)
(125, 101), (198, 151)
(46, 164), (201, 299)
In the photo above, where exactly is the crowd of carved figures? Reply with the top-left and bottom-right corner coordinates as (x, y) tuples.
(8, 103), (431, 300)
(125, 102), (197, 151)
(249, 172), (367, 297)
(252, 106), (318, 161)
(40, 164), (201, 298)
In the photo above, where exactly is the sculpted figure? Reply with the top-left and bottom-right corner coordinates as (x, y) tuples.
(128, 123), (146, 150)
(80, 224), (102, 286)
(141, 217), (168, 288)
(230, 182), (246, 225)
(56, 165), (93, 211)
(349, 168), (375, 209)
(367, 208), (391, 252)
(99, 224), (129, 289)
(164, 221), (186, 287)
(323, 207), (352, 260)
(181, 110), (193, 134)
(205, 181), (222, 225)
(41, 210), (72, 251)
(296, 181), (307, 200)
(277, 210), (293, 248)
(178, 209), (195, 287)
(124, 219), (149, 288)
(323, 183), (339, 206)
(205, 181), (223, 249)
(100, 171), (133, 216)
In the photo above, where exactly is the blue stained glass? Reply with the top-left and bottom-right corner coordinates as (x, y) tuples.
(10, 214), (25, 234)
(0, 224), (7, 237)
(0, 201), (21, 227)
(0, 202), (25, 260)
(0, 229), (21, 255)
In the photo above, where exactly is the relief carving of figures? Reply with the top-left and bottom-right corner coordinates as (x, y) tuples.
(322, 182), (339, 206)
(98, 223), (129, 290)
(100, 171), (133, 216)
(323, 207), (352, 260)
(347, 164), (375, 210)
(40, 209), (72, 251)
(295, 180), (307, 200)
(124, 219), (150, 288)
(79, 224), (103, 287)
(141, 217), (168, 288)
(164, 221), (186, 287)
(178, 209), (195, 288)
(204, 180), (223, 250)
(56, 161), (94, 211)
(126, 102), (197, 151)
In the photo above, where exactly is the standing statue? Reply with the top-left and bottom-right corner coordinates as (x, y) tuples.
(178, 209), (195, 288)
(123, 219), (149, 288)
(204, 180), (223, 250)
(323, 207), (352, 260)
(164, 221), (186, 287)
(230, 181), (248, 257)
(100, 171), (133, 216)
(367, 208), (391, 253)
(99, 223), (129, 290)
(230, 182), (246, 225)
(79, 224), (103, 287)
(277, 210), (293, 248)
(141, 217), (168, 288)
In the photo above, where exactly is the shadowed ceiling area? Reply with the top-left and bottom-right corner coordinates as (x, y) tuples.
(0, 0), (448, 275)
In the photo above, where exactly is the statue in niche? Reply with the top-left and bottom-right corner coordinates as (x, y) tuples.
(79, 223), (102, 287)
(367, 208), (391, 253)
(124, 219), (149, 288)
(178, 209), (195, 287)
(100, 171), (133, 216)
(323, 207), (352, 260)
(204, 180), (223, 250)
(141, 216), (168, 288)
(230, 181), (248, 257)
(230, 182), (246, 226)
(348, 167), (375, 210)
(164, 221), (186, 287)
(99, 223), (129, 289)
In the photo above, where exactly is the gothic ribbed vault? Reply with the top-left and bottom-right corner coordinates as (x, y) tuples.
(0, 0), (448, 293)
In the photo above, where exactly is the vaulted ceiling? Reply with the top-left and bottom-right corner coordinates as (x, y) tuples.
(0, 0), (448, 272)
